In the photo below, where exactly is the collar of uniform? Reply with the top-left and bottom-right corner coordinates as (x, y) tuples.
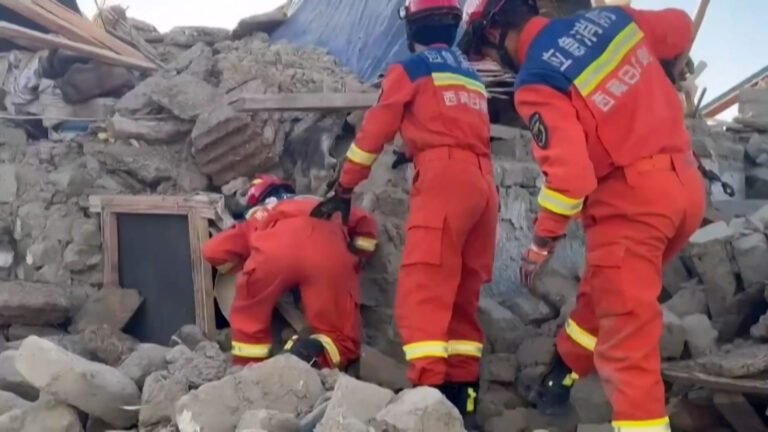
(516, 16), (550, 66)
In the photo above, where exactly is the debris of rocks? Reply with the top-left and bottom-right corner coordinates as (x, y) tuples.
(315, 375), (393, 431)
(118, 343), (170, 388)
(69, 287), (142, 333)
(373, 387), (465, 432)
(0, 397), (82, 432)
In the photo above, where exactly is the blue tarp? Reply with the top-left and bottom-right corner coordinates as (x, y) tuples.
(273, 0), (475, 83)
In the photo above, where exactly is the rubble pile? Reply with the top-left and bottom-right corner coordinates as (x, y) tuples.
(0, 4), (766, 431)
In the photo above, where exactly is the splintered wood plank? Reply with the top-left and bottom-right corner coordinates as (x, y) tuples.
(713, 393), (768, 432)
(662, 362), (768, 395)
(189, 210), (216, 339)
(0, 22), (157, 71)
(0, 0), (100, 46)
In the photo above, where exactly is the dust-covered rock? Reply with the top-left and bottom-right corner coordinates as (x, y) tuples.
(15, 336), (140, 427)
(374, 387), (464, 432)
(118, 343), (170, 388)
(732, 232), (768, 288)
(69, 287), (142, 333)
(571, 375), (612, 424)
(170, 324), (208, 350)
(688, 222), (738, 319)
(516, 336), (555, 369)
(165, 26), (230, 47)
(0, 398), (82, 432)
(662, 282), (708, 318)
(0, 350), (39, 401)
(236, 409), (300, 432)
(140, 370), (189, 429)
(167, 341), (228, 388)
(108, 113), (193, 143)
(149, 74), (221, 120)
(316, 375), (393, 431)
(78, 325), (139, 366)
(0, 281), (72, 326)
(6, 325), (66, 341)
(484, 408), (528, 432)
(661, 308), (687, 360)
(484, 353), (517, 384)
(0, 390), (31, 416)
(681, 314), (718, 358)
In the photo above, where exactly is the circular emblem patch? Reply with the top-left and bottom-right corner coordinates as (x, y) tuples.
(529, 112), (548, 149)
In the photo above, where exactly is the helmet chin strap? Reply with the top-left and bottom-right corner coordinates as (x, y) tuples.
(496, 27), (520, 73)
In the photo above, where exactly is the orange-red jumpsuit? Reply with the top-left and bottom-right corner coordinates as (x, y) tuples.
(339, 45), (498, 386)
(513, 7), (706, 430)
(202, 196), (377, 368)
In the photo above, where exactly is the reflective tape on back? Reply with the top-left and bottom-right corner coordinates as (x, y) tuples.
(573, 22), (643, 97)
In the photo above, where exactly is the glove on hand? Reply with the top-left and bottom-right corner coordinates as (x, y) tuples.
(519, 236), (558, 289)
(310, 186), (353, 225)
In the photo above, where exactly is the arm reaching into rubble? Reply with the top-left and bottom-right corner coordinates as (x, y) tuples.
(624, 7), (694, 61)
(348, 207), (379, 261)
(339, 64), (416, 190)
(514, 85), (597, 240)
(203, 222), (251, 274)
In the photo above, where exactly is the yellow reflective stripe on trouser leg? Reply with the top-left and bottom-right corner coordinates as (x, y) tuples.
(353, 236), (377, 252)
(231, 341), (271, 359)
(565, 319), (597, 352)
(613, 417), (670, 432)
(537, 186), (584, 216)
(447, 340), (483, 358)
(345, 143), (378, 167)
(311, 334), (342, 367)
(403, 341), (448, 361)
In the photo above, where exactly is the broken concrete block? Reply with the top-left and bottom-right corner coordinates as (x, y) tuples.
(662, 282), (708, 318)
(139, 370), (189, 428)
(688, 222), (738, 318)
(661, 308), (687, 360)
(316, 375), (394, 431)
(478, 295), (525, 353)
(571, 375), (612, 424)
(15, 336), (140, 427)
(0, 281), (72, 326)
(746, 167), (768, 199)
(484, 408), (528, 432)
(532, 270), (579, 309)
(0, 350), (38, 401)
(681, 314), (718, 358)
(169, 43), (215, 82)
(374, 387), (464, 432)
(663, 258), (691, 296)
(0, 390), (31, 416)
(232, 9), (287, 39)
(236, 409), (300, 432)
(69, 287), (142, 333)
(0, 398), (82, 432)
(108, 113), (193, 143)
(171, 324), (208, 349)
(175, 355), (324, 432)
(477, 384), (527, 427)
(485, 353), (517, 384)
(711, 286), (765, 342)
(699, 344), (768, 377)
(516, 336), (555, 369)
(746, 133), (768, 165)
(732, 232), (768, 288)
(150, 74), (221, 120)
(503, 290), (557, 325)
(79, 325), (139, 366)
(358, 345), (410, 391)
(168, 341), (228, 388)
(118, 343), (170, 388)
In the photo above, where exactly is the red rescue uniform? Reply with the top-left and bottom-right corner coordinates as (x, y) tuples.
(513, 7), (705, 430)
(339, 45), (498, 386)
(202, 196), (377, 368)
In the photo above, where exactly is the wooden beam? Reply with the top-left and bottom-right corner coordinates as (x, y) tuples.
(713, 393), (768, 432)
(662, 365), (768, 395)
(0, 22), (157, 71)
(0, 0), (101, 47)
(89, 195), (220, 219)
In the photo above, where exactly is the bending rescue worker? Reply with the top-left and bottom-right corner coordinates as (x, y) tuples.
(203, 174), (378, 369)
(460, 1), (705, 431)
(313, 0), (497, 428)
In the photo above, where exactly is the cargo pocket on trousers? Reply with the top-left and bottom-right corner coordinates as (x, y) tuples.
(401, 213), (445, 266)
(587, 244), (632, 318)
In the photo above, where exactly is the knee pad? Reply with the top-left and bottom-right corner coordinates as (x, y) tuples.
(285, 337), (325, 368)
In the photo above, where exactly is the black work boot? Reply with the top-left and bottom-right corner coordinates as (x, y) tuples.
(531, 353), (575, 417)
(438, 382), (481, 431)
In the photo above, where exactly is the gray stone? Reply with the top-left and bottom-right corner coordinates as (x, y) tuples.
(485, 353), (517, 384)
(503, 290), (557, 325)
(118, 343), (170, 388)
(688, 223), (738, 319)
(15, 336), (140, 427)
(0, 390), (31, 416)
(749, 312), (768, 340)
(62, 243), (101, 272)
(140, 371), (189, 428)
(168, 43), (214, 81)
(746, 167), (768, 199)
(682, 314), (718, 358)
(477, 384), (526, 427)
(48, 160), (96, 196)
(746, 133), (768, 165)
(357, 345), (410, 392)
(732, 233), (768, 288)
(662, 258), (691, 295)
(236, 409), (300, 432)
(0, 398), (82, 432)
(70, 287), (142, 333)
(516, 336), (555, 369)
(168, 341), (228, 388)
(532, 270), (579, 309)
(0, 281), (71, 326)
(170, 324), (208, 349)
(108, 113), (193, 143)
(663, 282), (708, 318)
(232, 9), (287, 39)
(175, 355), (324, 432)
(661, 308), (687, 360)
(0, 164), (17, 203)
(712, 286), (765, 342)
(571, 375), (612, 424)
(374, 387), (464, 432)
(71, 219), (101, 247)
(78, 325), (139, 366)
(150, 74), (221, 120)
(316, 375), (393, 431)
(484, 408), (528, 432)
(478, 295), (525, 353)
(6, 325), (66, 341)
(165, 26), (230, 47)
(25, 238), (64, 270)
(114, 75), (164, 114)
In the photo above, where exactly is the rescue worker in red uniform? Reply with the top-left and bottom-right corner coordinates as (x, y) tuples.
(461, 2), (706, 431)
(311, 0), (497, 426)
(203, 174), (378, 370)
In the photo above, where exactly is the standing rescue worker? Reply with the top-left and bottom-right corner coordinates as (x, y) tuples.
(311, 0), (497, 426)
(203, 174), (378, 370)
(460, 2), (706, 431)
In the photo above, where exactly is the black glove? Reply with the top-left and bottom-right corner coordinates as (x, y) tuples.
(310, 187), (352, 225)
(391, 150), (412, 169)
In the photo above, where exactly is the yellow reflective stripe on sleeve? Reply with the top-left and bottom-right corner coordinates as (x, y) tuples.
(231, 341), (271, 359)
(447, 340), (483, 358)
(403, 340), (448, 361)
(353, 236), (377, 252)
(311, 334), (341, 367)
(574, 22), (643, 96)
(537, 186), (584, 216)
(346, 143), (378, 167)
(432, 72), (488, 96)
(216, 262), (235, 274)
(613, 417), (670, 432)
(565, 319), (597, 352)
